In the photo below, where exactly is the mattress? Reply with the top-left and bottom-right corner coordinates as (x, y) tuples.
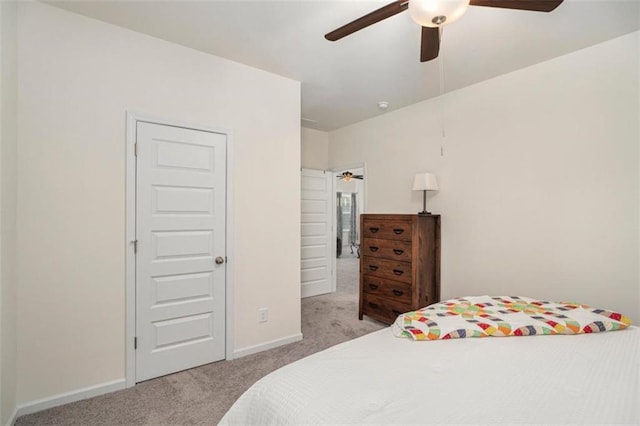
(220, 325), (639, 425)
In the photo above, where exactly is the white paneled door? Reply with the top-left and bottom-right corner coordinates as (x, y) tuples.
(301, 169), (334, 298)
(136, 121), (226, 382)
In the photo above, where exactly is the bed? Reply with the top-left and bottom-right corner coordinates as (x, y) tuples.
(219, 296), (639, 425)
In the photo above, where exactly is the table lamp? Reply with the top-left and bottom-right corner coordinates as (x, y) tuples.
(412, 172), (439, 215)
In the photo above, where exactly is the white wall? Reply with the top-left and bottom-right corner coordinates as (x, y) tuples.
(330, 32), (640, 322)
(16, 2), (300, 405)
(301, 127), (329, 170)
(0, 1), (18, 424)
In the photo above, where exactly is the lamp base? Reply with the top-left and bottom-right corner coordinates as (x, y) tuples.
(418, 191), (433, 216)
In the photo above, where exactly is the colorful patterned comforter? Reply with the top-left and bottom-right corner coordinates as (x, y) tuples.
(392, 295), (631, 341)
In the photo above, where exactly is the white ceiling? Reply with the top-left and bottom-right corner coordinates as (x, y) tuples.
(47, 0), (640, 131)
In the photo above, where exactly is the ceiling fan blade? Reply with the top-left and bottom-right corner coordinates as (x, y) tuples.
(469, 0), (563, 12)
(420, 27), (440, 62)
(325, 0), (408, 41)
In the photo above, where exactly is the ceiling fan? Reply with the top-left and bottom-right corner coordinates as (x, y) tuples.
(325, 0), (564, 62)
(337, 171), (364, 182)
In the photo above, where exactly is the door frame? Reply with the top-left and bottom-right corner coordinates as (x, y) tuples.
(124, 112), (234, 387)
(330, 162), (367, 261)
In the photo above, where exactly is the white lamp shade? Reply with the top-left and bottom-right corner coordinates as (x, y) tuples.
(412, 172), (439, 191)
(408, 0), (470, 28)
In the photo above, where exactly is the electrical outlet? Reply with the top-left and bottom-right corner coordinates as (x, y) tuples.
(258, 308), (268, 323)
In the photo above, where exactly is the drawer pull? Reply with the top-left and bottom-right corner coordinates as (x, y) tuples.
(369, 227), (379, 233)
(393, 249), (404, 255)
(392, 269), (404, 276)
(369, 246), (379, 252)
(392, 310), (403, 316)
(368, 265), (379, 271)
(368, 302), (379, 309)
(368, 283), (379, 290)
(392, 289), (404, 297)
(393, 228), (404, 235)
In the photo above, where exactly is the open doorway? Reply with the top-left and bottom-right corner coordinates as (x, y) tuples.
(334, 166), (364, 296)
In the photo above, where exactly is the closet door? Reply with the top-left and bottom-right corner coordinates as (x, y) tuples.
(135, 121), (226, 381)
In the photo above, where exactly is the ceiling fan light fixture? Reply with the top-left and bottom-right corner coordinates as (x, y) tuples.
(409, 0), (471, 28)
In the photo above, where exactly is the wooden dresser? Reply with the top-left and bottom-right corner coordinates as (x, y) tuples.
(359, 214), (441, 325)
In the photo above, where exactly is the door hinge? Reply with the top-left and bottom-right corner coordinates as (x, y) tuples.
(134, 143), (138, 157)
(132, 240), (138, 253)
(134, 337), (138, 350)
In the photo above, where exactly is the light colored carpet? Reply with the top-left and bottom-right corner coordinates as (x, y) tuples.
(16, 255), (385, 425)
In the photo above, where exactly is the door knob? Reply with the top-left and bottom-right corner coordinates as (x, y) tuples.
(215, 256), (225, 265)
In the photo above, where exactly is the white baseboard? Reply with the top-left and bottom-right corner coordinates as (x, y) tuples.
(10, 333), (302, 422)
(233, 332), (303, 359)
(6, 406), (18, 426)
(14, 379), (125, 421)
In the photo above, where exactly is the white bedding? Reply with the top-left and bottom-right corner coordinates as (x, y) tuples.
(220, 326), (639, 425)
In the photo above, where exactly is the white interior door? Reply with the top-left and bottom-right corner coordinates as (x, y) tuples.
(301, 168), (334, 298)
(135, 121), (226, 382)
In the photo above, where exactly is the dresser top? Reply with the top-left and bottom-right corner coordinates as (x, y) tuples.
(362, 213), (440, 218)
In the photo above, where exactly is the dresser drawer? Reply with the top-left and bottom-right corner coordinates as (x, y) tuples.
(362, 293), (411, 324)
(361, 238), (412, 262)
(361, 256), (412, 284)
(362, 275), (412, 305)
(362, 219), (413, 241)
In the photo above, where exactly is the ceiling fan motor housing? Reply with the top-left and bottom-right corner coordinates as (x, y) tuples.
(408, 0), (471, 27)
